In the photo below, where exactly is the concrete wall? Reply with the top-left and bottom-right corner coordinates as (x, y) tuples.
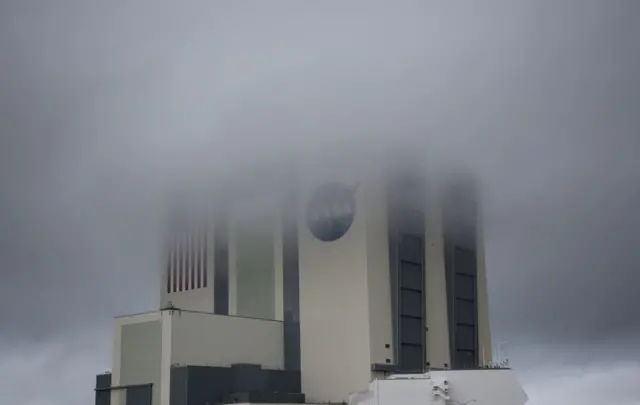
(120, 321), (162, 405)
(111, 312), (163, 405)
(424, 182), (452, 369)
(363, 180), (395, 366)
(295, 162), (478, 402)
(170, 310), (284, 370)
(110, 310), (285, 405)
(297, 164), (382, 403)
(476, 217), (493, 363)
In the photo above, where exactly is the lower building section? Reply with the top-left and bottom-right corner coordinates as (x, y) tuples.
(95, 373), (153, 405)
(98, 167), (501, 404)
(350, 370), (528, 405)
(97, 368), (527, 405)
(96, 364), (303, 405)
(170, 364), (303, 405)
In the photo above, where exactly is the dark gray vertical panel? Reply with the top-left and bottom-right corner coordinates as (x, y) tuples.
(447, 243), (478, 369)
(184, 366), (230, 405)
(95, 374), (111, 405)
(214, 216), (229, 315)
(170, 367), (189, 405)
(95, 391), (110, 405)
(203, 232), (208, 288)
(172, 241), (178, 293)
(126, 385), (152, 405)
(178, 235), (184, 292)
(190, 233), (195, 290)
(95, 373), (111, 389)
(388, 176), (427, 373)
(444, 238), (454, 367)
(443, 180), (479, 369)
(195, 231), (201, 289)
(397, 225), (426, 372)
(173, 365), (302, 404)
(282, 184), (301, 372)
(166, 247), (172, 293)
(185, 234), (190, 291)
(198, 230), (204, 289)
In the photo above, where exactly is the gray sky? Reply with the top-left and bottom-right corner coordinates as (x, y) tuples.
(1, 1), (639, 404)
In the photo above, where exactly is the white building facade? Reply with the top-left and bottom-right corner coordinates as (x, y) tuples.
(95, 151), (525, 405)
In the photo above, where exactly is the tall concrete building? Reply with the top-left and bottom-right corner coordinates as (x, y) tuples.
(94, 149), (527, 405)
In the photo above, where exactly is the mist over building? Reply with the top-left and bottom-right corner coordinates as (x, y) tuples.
(95, 145), (526, 405)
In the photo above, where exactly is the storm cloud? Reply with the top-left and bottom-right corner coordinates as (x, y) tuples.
(1, 1), (639, 404)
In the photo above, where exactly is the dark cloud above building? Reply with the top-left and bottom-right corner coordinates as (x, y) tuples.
(0, 1), (639, 404)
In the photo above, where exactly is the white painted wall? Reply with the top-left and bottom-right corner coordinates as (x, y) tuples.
(363, 179), (395, 366)
(159, 311), (172, 405)
(110, 310), (284, 405)
(424, 182), (452, 369)
(297, 163), (385, 403)
(350, 370), (528, 405)
(142, 155), (493, 404)
(169, 310), (284, 369)
(120, 321), (162, 405)
(475, 216), (492, 363)
(111, 312), (162, 405)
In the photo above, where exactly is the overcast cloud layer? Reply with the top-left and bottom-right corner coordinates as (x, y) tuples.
(1, 1), (639, 404)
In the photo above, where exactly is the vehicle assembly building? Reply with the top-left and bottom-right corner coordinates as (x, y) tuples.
(94, 149), (527, 405)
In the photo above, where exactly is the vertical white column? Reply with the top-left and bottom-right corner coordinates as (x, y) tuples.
(365, 180), (394, 366)
(424, 183), (452, 369)
(298, 178), (373, 403)
(110, 323), (123, 405)
(159, 311), (173, 405)
(476, 214), (492, 364)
